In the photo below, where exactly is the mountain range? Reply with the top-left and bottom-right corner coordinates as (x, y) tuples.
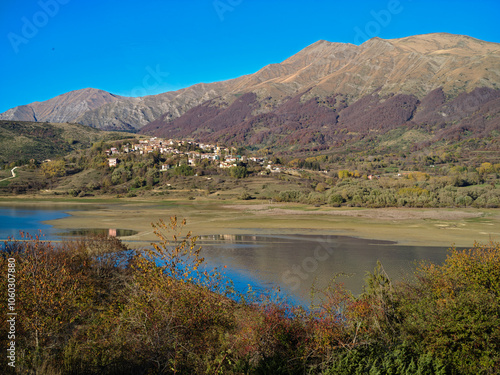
(2, 33), (500, 150)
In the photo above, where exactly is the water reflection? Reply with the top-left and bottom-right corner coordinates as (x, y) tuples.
(58, 228), (138, 237)
(0, 205), (137, 240)
(0, 205), (454, 306)
(0, 206), (71, 240)
(197, 234), (451, 304)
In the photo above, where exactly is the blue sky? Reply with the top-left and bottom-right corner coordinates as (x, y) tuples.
(1, 0), (499, 113)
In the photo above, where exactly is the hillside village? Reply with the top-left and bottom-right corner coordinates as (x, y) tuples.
(105, 137), (283, 172)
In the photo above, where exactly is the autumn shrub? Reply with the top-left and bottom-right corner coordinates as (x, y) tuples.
(303, 281), (360, 371)
(386, 242), (500, 374)
(2, 225), (499, 374)
(245, 302), (309, 374)
(315, 182), (327, 192)
(0, 232), (97, 374)
(319, 244), (500, 374)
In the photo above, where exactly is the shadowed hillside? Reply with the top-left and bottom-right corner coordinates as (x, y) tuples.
(141, 86), (500, 151)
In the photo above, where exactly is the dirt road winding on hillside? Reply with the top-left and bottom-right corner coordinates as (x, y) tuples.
(0, 167), (18, 182)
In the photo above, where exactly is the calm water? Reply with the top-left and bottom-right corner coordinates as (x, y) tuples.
(197, 234), (450, 304)
(0, 205), (137, 240)
(0, 206), (71, 240)
(0, 205), (452, 304)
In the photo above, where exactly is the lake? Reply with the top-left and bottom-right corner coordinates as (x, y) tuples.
(196, 234), (449, 304)
(0, 205), (138, 240)
(0, 205), (72, 240)
(0, 205), (451, 304)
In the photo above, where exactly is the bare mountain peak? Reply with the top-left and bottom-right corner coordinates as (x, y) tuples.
(287, 39), (357, 56)
(302, 39), (356, 51)
(359, 36), (398, 54)
(0, 87), (123, 123)
(2, 33), (499, 130)
(389, 32), (500, 55)
(311, 39), (331, 45)
(280, 39), (359, 73)
(299, 33), (500, 56)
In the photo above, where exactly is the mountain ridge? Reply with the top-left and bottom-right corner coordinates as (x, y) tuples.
(2, 33), (500, 133)
(0, 88), (123, 124)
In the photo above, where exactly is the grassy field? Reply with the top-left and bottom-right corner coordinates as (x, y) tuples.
(1, 197), (498, 247)
(0, 169), (12, 179)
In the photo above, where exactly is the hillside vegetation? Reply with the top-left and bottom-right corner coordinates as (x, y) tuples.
(0, 121), (133, 165)
(1, 128), (498, 209)
(142, 87), (500, 152)
(1, 218), (499, 374)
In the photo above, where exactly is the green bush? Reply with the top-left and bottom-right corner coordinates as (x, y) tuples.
(173, 165), (195, 176)
(324, 345), (448, 375)
(276, 190), (304, 202)
(229, 166), (248, 179)
(329, 193), (344, 207)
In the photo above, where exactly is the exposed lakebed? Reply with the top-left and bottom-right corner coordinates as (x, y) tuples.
(0, 204), (453, 303)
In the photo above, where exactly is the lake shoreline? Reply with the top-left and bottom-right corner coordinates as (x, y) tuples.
(0, 197), (498, 247)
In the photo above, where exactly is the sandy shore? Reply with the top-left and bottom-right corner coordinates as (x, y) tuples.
(1, 198), (498, 247)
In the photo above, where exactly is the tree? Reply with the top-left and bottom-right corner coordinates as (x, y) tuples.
(478, 162), (494, 174)
(41, 159), (66, 178)
(315, 182), (327, 192)
(117, 217), (233, 372)
(338, 170), (351, 179)
(173, 165), (194, 176)
(229, 166), (247, 179)
(329, 194), (344, 207)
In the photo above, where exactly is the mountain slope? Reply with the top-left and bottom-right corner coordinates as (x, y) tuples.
(75, 82), (229, 131)
(141, 85), (500, 152)
(0, 88), (123, 124)
(2, 33), (500, 133)
(140, 33), (500, 149)
(311, 33), (500, 99)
